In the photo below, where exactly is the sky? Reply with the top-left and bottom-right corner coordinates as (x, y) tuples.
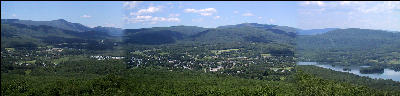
(1, 1), (400, 31)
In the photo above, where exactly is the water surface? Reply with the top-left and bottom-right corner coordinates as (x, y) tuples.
(297, 62), (400, 82)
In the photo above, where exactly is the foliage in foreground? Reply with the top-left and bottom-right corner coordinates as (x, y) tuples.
(2, 67), (399, 96)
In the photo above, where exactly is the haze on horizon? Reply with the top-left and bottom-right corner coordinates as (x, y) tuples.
(1, 1), (400, 31)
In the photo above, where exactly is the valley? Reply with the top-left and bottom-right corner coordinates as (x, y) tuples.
(1, 19), (400, 95)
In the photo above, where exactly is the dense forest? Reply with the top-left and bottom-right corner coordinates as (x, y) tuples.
(296, 65), (400, 91)
(296, 28), (400, 71)
(2, 58), (400, 95)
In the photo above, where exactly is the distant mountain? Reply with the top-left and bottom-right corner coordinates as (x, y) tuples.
(193, 24), (295, 44)
(1, 19), (128, 37)
(297, 28), (400, 50)
(218, 23), (298, 37)
(1, 23), (113, 49)
(93, 26), (123, 36)
(1, 19), (91, 32)
(297, 28), (339, 35)
(123, 26), (208, 45)
(296, 28), (400, 65)
(124, 25), (208, 36)
(123, 23), (296, 45)
(1, 19), (299, 50)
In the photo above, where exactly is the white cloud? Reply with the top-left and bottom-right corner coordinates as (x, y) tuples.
(300, 1), (325, 7)
(213, 16), (220, 19)
(124, 15), (180, 24)
(200, 13), (212, 16)
(11, 14), (16, 17)
(356, 1), (400, 13)
(233, 11), (239, 14)
(123, 1), (142, 9)
(136, 15), (152, 19)
(137, 6), (161, 14)
(339, 1), (360, 6)
(81, 14), (91, 18)
(184, 8), (217, 16)
(242, 13), (254, 16)
(184, 8), (217, 13)
(300, 1), (400, 14)
(129, 6), (162, 16)
(298, 1), (400, 31)
(124, 3), (181, 24)
(258, 17), (263, 19)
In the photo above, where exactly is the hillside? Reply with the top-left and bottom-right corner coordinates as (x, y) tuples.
(123, 23), (296, 45)
(1, 19), (91, 32)
(297, 28), (339, 35)
(1, 23), (114, 50)
(218, 23), (298, 37)
(2, 19), (124, 37)
(296, 28), (400, 69)
(92, 26), (124, 37)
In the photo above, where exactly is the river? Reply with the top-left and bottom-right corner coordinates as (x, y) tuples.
(297, 62), (400, 82)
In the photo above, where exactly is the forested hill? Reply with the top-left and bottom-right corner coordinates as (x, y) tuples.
(1, 19), (299, 52)
(1, 19), (123, 37)
(218, 23), (298, 37)
(297, 28), (400, 50)
(1, 23), (114, 50)
(297, 28), (339, 35)
(123, 23), (297, 45)
(1, 19), (91, 32)
(296, 28), (400, 67)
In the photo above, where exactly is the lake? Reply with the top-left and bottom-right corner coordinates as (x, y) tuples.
(297, 62), (400, 82)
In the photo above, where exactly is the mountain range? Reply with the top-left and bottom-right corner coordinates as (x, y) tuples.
(297, 28), (340, 35)
(1, 19), (123, 36)
(2, 19), (399, 50)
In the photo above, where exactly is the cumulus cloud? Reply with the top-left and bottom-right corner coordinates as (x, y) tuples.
(137, 6), (161, 14)
(339, 1), (360, 6)
(300, 1), (400, 14)
(242, 13), (254, 16)
(298, 1), (400, 31)
(184, 8), (217, 16)
(200, 13), (212, 16)
(81, 14), (91, 18)
(123, 1), (142, 9)
(233, 11), (239, 14)
(124, 3), (181, 24)
(129, 6), (162, 16)
(301, 1), (325, 6)
(356, 1), (400, 13)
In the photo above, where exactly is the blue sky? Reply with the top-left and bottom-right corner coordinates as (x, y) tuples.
(2, 1), (400, 31)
